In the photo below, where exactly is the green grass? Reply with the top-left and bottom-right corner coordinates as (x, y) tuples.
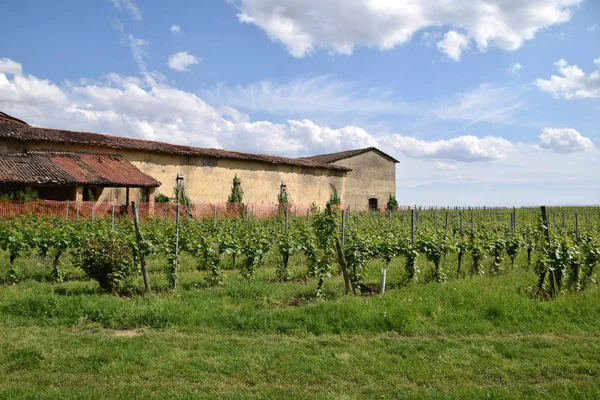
(0, 250), (599, 399)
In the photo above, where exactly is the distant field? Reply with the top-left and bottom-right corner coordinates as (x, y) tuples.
(1, 247), (599, 399)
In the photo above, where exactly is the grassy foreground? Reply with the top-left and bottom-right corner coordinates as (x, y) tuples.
(0, 252), (599, 399)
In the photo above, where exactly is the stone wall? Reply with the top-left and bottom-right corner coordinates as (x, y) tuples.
(333, 151), (396, 211)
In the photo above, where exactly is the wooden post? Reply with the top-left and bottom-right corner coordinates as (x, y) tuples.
(66, 200), (69, 220)
(91, 202), (95, 221)
(575, 213), (579, 242)
(513, 206), (516, 231)
(387, 207), (391, 229)
(76, 201), (79, 221)
(459, 211), (463, 237)
(284, 208), (289, 234)
(111, 205), (115, 231)
(444, 210), (449, 264)
(213, 205), (217, 226)
(334, 236), (352, 295)
(341, 210), (346, 247)
(411, 209), (415, 243)
(132, 201), (151, 293)
(173, 174), (183, 289)
(165, 202), (168, 218)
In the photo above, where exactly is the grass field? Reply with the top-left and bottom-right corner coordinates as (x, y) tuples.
(0, 250), (599, 399)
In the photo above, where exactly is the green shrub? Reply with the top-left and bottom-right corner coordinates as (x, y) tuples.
(155, 193), (170, 203)
(75, 233), (136, 293)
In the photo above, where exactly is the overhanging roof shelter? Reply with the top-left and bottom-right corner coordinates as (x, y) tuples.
(0, 151), (160, 188)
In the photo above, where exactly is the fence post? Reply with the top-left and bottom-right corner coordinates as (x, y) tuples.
(165, 202), (169, 219)
(132, 201), (151, 293)
(284, 208), (289, 234)
(172, 174), (183, 289)
(111, 205), (115, 231)
(341, 210), (346, 247)
(411, 209), (415, 244)
(213, 205), (217, 226)
(459, 211), (463, 237)
(66, 200), (69, 220)
(513, 206), (516, 231)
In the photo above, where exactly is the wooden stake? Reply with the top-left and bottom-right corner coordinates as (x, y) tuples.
(132, 201), (151, 292)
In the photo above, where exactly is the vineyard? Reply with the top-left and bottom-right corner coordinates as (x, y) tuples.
(1, 204), (599, 298)
(1, 204), (599, 398)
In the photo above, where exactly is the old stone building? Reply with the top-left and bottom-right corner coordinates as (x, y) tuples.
(0, 112), (398, 211)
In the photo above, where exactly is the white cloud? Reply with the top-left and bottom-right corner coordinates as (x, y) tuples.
(203, 75), (414, 117)
(128, 35), (149, 73)
(433, 162), (458, 171)
(535, 58), (600, 99)
(170, 25), (182, 35)
(0, 58), (23, 76)
(109, 0), (142, 21)
(233, 0), (581, 58)
(428, 83), (525, 126)
(587, 24), (599, 32)
(2, 57), (599, 206)
(508, 63), (522, 75)
(380, 134), (514, 162)
(168, 51), (201, 72)
(437, 31), (469, 61)
(204, 79), (523, 130)
(537, 128), (595, 153)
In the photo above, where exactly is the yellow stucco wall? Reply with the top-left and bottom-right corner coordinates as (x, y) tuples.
(333, 151), (396, 211)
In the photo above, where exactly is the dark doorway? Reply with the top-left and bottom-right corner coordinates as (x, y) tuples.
(368, 198), (378, 211)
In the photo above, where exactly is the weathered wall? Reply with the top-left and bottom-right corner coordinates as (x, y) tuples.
(334, 151), (396, 211)
(1, 140), (346, 207)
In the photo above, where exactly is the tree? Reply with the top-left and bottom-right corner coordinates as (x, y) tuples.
(228, 175), (244, 204)
(386, 194), (398, 211)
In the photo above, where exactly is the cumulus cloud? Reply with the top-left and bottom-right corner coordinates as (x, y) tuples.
(0, 58), (23, 76)
(537, 128), (595, 153)
(535, 58), (600, 99)
(380, 135), (514, 162)
(433, 162), (458, 171)
(109, 0), (142, 21)
(170, 25), (182, 35)
(168, 51), (200, 72)
(0, 57), (525, 164)
(437, 31), (469, 61)
(508, 63), (522, 75)
(232, 0), (581, 58)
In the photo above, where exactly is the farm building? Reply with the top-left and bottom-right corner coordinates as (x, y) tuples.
(0, 111), (398, 211)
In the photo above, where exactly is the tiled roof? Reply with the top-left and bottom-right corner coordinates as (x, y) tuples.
(0, 151), (161, 187)
(0, 118), (350, 172)
(301, 147), (399, 164)
(0, 112), (28, 125)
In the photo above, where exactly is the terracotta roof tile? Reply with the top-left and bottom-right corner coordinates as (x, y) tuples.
(0, 118), (350, 172)
(301, 147), (399, 164)
(0, 151), (160, 187)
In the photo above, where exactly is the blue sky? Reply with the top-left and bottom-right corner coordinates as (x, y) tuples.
(0, 0), (599, 206)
